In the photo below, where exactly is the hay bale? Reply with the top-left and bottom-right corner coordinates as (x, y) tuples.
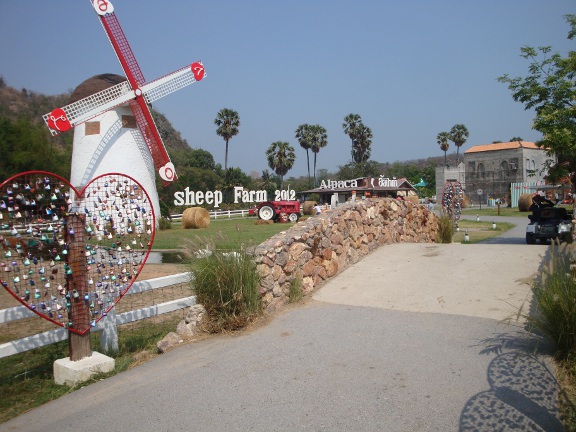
(254, 219), (274, 225)
(518, 193), (533, 212)
(405, 195), (419, 205)
(182, 207), (210, 229)
(303, 201), (317, 215)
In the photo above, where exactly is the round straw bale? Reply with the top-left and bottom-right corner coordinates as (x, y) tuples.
(518, 193), (533, 212)
(405, 195), (419, 205)
(302, 201), (317, 215)
(182, 207), (211, 229)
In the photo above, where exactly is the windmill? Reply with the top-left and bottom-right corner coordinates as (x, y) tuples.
(43, 0), (205, 186)
(23, 0), (205, 366)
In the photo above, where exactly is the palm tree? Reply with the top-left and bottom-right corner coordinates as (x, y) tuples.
(309, 125), (328, 187)
(352, 124), (373, 163)
(214, 108), (240, 171)
(449, 124), (469, 164)
(266, 141), (296, 189)
(342, 113), (362, 157)
(437, 131), (450, 166)
(295, 124), (313, 187)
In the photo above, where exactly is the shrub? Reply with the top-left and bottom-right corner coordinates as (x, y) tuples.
(159, 200), (171, 219)
(288, 271), (304, 303)
(190, 249), (262, 332)
(437, 212), (454, 243)
(309, 193), (320, 203)
(524, 242), (576, 356)
(158, 217), (172, 230)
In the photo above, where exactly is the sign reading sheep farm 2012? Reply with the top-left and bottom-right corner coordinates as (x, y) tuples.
(173, 186), (296, 208)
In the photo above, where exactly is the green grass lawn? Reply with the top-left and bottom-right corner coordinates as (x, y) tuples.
(461, 204), (573, 218)
(452, 220), (515, 243)
(152, 217), (306, 250)
(0, 316), (182, 424)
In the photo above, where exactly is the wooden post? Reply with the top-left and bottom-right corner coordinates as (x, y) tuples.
(66, 214), (92, 361)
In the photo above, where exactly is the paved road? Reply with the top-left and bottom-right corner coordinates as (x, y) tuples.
(0, 216), (565, 431)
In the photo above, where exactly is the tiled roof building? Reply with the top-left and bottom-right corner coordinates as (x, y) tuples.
(463, 141), (552, 200)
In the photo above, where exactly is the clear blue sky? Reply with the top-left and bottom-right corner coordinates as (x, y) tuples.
(1, 0), (574, 178)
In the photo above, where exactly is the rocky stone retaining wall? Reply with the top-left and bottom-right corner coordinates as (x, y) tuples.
(254, 198), (439, 312)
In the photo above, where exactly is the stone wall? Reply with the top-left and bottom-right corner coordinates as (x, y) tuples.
(254, 198), (439, 312)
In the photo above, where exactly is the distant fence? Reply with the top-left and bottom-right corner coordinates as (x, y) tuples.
(0, 272), (194, 359)
(171, 209), (252, 221)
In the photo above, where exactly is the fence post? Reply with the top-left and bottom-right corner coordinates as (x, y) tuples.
(67, 214), (92, 361)
(100, 307), (118, 353)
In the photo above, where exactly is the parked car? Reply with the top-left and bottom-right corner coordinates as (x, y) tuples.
(526, 206), (572, 244)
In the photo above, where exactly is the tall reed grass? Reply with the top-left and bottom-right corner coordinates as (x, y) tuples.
(190, 248), (262, 332)
(525, 242), (576, 356)
(437, 212), (455, 243)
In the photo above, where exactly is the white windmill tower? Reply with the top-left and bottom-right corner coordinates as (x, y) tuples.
(43, 0), (205, 217)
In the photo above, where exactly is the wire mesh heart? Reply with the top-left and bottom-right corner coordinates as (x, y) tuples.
(0, 171), (155, 335)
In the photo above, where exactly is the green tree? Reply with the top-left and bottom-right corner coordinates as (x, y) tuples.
(437, 131), (450, 167)
(0, 116), (71, 180)
(309, 124), (328, 187)
(266, 141), (296, 189)
(509, 137), (523, 142)
(352, 124), (373, 163)
(214, 108), (240, 171)
(343, 113), (362, 158)
(217, 167), (253, 205)
(316, 168), (329, 186)
(498, 14), (576, 191)
(336, 161), (381, 179)
(449, 124), (469, 164)
(342, 113), (372, 163)
(257, 169), (278, 199)
(295, 124), (313, 187)
(175, 148), (216, 170)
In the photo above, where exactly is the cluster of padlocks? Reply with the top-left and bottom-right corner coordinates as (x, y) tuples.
(0, 172), (155, 334)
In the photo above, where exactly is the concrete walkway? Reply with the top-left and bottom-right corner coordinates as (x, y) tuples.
(0, 215), (565, 431)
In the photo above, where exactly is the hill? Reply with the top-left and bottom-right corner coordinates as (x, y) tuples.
(0, 77), (194, 180)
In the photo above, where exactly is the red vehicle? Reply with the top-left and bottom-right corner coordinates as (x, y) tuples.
(251, 201), (301, 223)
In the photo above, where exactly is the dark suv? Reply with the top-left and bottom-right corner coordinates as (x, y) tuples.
(526, 206), (572, 244)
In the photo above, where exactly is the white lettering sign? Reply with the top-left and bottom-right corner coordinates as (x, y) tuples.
(174, 187), (223, 208)
(319, 179), (358, 189)
(173, 187), (295, 208)
(378, 176), (398, 187)
(233, 187), (268, 203)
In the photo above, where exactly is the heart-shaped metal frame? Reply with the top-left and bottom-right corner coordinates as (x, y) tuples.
(0, 171), (155, 335)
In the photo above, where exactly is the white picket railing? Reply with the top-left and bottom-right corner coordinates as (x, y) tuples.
(170, 209), (252, 221)
(0, 272), (194, 359)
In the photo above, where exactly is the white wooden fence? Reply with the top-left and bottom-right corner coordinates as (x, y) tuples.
(0, 272), (194, 359)
(170, 209), (252, 221)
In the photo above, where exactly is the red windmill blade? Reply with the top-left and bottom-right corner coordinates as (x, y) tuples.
(42, 0), (206, 186)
